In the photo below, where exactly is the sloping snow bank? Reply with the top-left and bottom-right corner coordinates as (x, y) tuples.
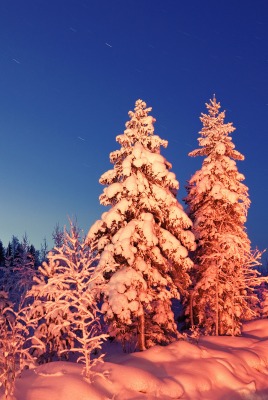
(9, 319), (268, 400)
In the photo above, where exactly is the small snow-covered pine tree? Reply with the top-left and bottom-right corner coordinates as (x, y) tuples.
(87, 100), (196, 350)
(29, 256), (72, 363)
(0, 291), (39, 400)
(30, 222), (107, 377)
(185, 97), (261, 336)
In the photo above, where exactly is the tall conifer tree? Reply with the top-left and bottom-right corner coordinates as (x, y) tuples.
(87, 100), (196, 350)
(185, 97), (261, 336)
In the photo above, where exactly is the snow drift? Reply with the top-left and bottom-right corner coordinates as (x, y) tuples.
(10, 319), (268, 400)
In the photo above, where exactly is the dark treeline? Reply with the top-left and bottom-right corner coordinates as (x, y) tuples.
(0, 223), (65, 269)
(0, 224), (65, 303)
(0, 235), (45, 270)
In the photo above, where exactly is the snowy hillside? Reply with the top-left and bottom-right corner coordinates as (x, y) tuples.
(11, 319), (268, 400)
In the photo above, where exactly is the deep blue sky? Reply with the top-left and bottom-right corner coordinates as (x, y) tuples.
(1, 0), (267, 255)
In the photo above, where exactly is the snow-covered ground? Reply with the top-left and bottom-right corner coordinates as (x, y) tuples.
(10, 319), (268, 399)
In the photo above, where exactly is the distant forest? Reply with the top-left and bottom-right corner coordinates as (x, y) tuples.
(0, 223), (64, 270)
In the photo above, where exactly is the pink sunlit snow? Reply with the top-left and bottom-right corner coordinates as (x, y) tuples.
(12, 319), (268, 399)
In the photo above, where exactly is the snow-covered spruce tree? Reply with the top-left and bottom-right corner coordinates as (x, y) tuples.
(30, 222), (107, 378)
(87, 100), (196, 351)
(0, 235), (37, 308)
(29, 256), (72, 363)
(185, 97), (261, 336)
(12, 235), (36, 301)
(0, 291), (40, 400)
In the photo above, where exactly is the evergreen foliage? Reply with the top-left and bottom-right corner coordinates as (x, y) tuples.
(0, 242), (5, 267)
(52, 223), (64, 248)
(30, 222), (107, 377)
(185, 97), (262, 336)
(0, 236), (37, 306)
(0, 291), (39, 399)
(87, 100), (196, 350)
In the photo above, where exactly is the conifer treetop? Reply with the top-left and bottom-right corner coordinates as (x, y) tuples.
(189, 96), (244, 161)
(108, 99), (168, 168)
(186, 96), (250, 216)
(98, 99), (178, 192)
(118, 99), (167, 149)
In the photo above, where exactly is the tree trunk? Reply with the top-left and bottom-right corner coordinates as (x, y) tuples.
(231, 290), (234, 337)
(215, 276), (219, 336)
(138, 313), (146, 351)
(190, 290), (194, 328)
